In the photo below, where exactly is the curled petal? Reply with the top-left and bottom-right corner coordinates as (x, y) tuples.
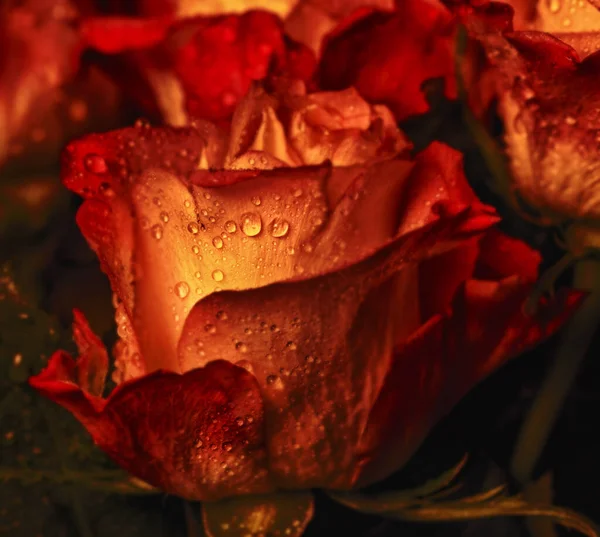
(502, 0), (600, 57)
(71, 309), (109, 396)
(178, 206), (496, 489)
(30, 348), (272, 501)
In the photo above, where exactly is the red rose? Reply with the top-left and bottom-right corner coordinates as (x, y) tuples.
(30, 82), (572, 533)
(318, 0), (457, 121)
(80, 10), (316, 125)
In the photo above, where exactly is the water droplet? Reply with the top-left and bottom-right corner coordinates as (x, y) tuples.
(174, 281), (190, 299)
(225, 220), (237, 233)
(235, 342), (248, 353)
(151, 224), (163, 240)
(547, 0), (561, 13)
(212, 236), (224, 249)
(160, 211), (169, 223)
(251, 196), (261, 206)
(235, 417), (245, 427)
(269, 217), (290, 238)
(240, 213), (262, 237)
(565, 115), (577, 125)
(188, 222), (200, 234)
(205, 323), (216, 334)
(216, 311), (228, 321)
(266, 374), (278, 385)
(84, 154), (108, 174)
(286, 341), (297, 350)
(212, 269), (225, 282)
(192, 245), (200, 255)
(222, 442), (233, 452)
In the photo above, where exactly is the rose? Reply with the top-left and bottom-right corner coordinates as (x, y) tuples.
(30, 82), (572, 534)
(80, 10), (316, 125)
(317, 0), (457, 122)
(464, 25), (600, 251)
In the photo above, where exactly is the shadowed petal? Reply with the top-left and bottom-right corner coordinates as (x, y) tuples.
(356, 278), (582, 487)
(30, 345), (273, 501)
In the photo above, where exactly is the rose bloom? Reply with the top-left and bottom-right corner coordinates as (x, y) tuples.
(31, 81), (573, 532)
(464, 19), (600, 250)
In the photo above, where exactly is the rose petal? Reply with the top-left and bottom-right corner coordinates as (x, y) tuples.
(319, 0), (456, 121)
(284, 0), (395, 54)
(501, 0), (600, 57)
(202, 492), (314, 537)
(169, 11), (312, 123)
(474, 228), (541, 282)
(30, 349), (272, 501)
(356, 278), (581, 486)
(135, 0), (297, 18)
(71, 309), (109, 396)
(178, 207), (495, 488)
(129, 158), (427, 370)
(81, 16), (172, 53)
(225, 82), (409, 168)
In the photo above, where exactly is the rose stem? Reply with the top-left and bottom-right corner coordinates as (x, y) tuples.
(510, 258), (600, 486)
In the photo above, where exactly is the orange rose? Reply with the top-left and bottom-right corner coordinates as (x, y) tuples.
(30, 82), (571, 534)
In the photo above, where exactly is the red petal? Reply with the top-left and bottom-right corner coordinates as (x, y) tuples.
(319, 1), (456, 121)
(169, 11), (296, 122)
(178, 207), (494, 489)
(81, 16), (173, 53)
(474, 228), (541, 282)
(356, 279), (581, 486)
(30, 356), (272, 500)
(61, 124), (208, 199)
(72, 309), (109, 396)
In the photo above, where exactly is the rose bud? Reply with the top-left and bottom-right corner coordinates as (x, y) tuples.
(465, 28), (600, 250)
(30, 81), (573, 534)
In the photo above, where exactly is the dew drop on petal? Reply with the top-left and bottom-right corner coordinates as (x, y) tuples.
(225, 220), (237, 233)
(240, 213), (262, 237)
(269, 217), (290, 238)
(251, 196), (261, 206)
(160, 211), (169, 223)
(222, 442), (233, 452)
(192, 245), (200, 255)
(212, 269), (225, 282)
(212, 236), (224, 249)
(188, 222), (200, 234)
(174, 281), (190, 299)
(84, 154), (108, 174)
(151, 224), (163, 240)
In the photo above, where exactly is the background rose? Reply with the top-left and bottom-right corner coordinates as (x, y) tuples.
(28, 81), (575, 536)
(462, 22), (600, 250)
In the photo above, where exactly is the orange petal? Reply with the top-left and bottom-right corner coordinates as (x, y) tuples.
(178, 206), (495, 488)
(30, 351), (273, 501)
